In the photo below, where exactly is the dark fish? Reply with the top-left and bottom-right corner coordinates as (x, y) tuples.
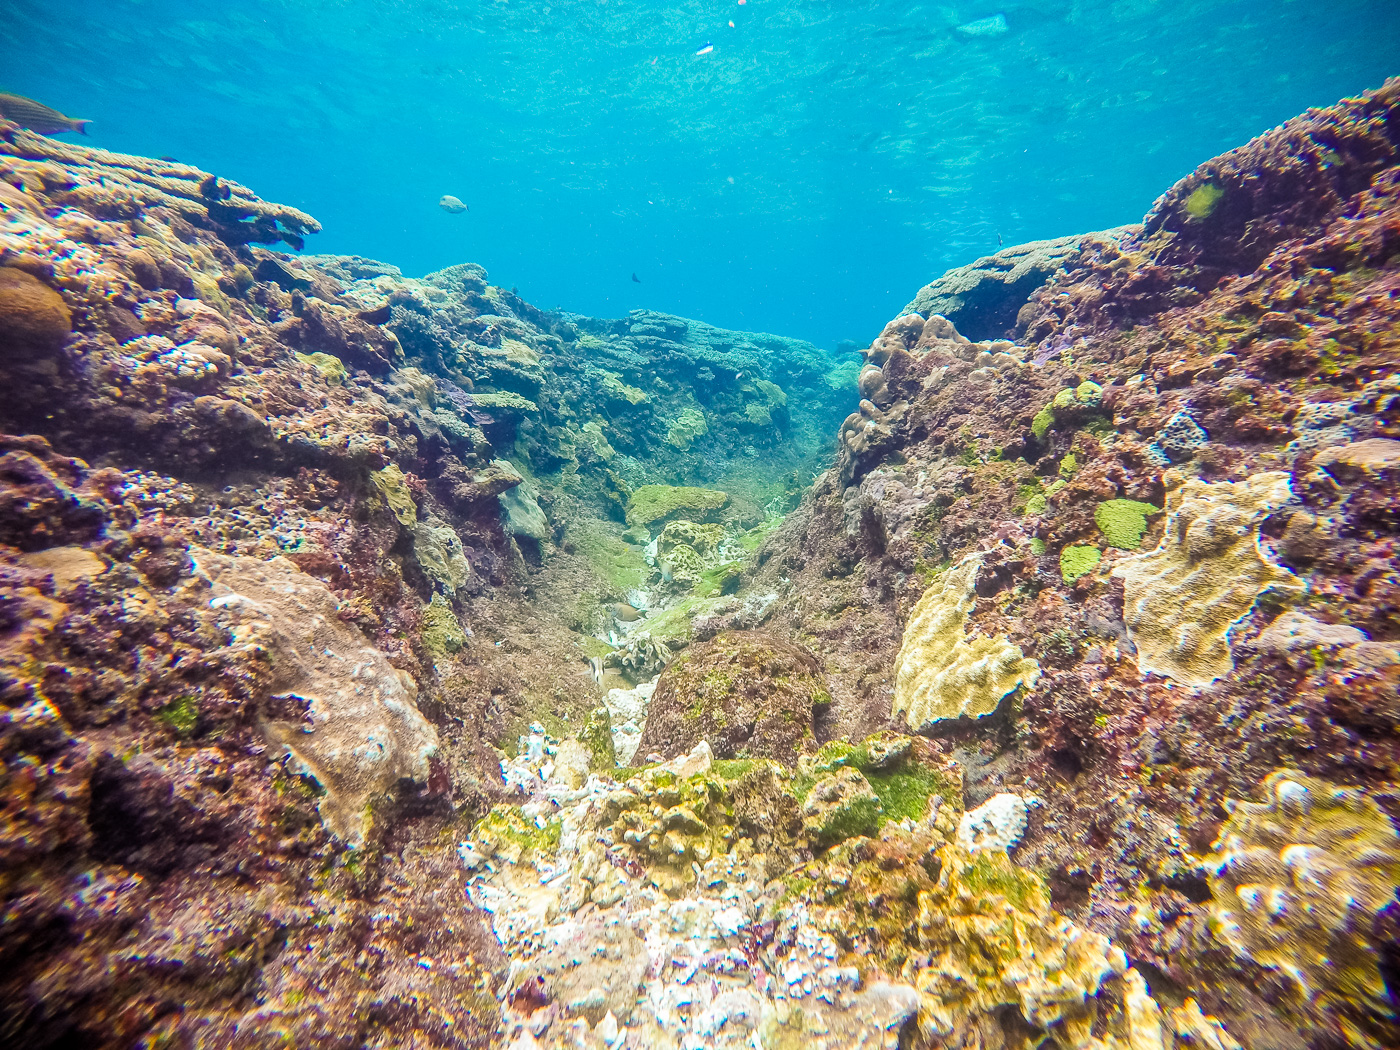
(0, 93), (90, 135)
(632, 273), (641, 283)
(158, 155), (178, 162)
(200, 175), (232, 201)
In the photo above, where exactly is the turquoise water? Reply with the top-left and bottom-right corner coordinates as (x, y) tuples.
(3, 0), (1397, 346)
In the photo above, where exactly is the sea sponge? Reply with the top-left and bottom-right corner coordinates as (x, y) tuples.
(1113, 471), (1302, 687)
(892, 553), (1040, 729)
(1206, 770), (1400, 1047)
(1095, 498), (1162, 550)
(0, 266), (71, 355)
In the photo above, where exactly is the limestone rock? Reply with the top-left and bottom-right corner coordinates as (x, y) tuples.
(957, 792), (1034, 854)
(500, 478), (548, 541)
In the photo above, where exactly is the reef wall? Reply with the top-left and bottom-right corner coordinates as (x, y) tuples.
(1, 78), (1399, 1050)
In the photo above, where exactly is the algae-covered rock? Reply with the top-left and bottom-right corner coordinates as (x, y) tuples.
(294, 350), (346, 385)
(636, 629), (828, 763)
(802, 766), (883, 846)
(194, 550), (439, 845)
(1206, 769), (1400, 1046)
(892, 553), (1039, 730)
(412, 518), (471, 595)
(369, 463), (417, 528)
(625, 484), (729, 528)
(499, 478), (548, 541)
(421, 592), (466, 658)
(1113, 471), (1302, 687)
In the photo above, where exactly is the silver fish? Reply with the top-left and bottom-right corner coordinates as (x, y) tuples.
(439, 194), (468, 214)
(588, 656), (604, 685)
(0, 93), (90, 135)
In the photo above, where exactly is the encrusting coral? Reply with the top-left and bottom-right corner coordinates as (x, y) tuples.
(1113, 471), (1303, 687)
(892, 553), (1040, 729)
(1206, 770), (1400, 1048)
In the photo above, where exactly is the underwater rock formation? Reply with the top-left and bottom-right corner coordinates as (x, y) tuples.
(2, 78), (1399, 1050)
(741, 78), (1400, 1049)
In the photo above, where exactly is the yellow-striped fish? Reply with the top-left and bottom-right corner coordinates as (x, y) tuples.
(0, 93), (90, 135)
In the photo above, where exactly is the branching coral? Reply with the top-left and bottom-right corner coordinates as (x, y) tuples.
(893, 553), (1040, 729)
(1113, 471), (1302, 687)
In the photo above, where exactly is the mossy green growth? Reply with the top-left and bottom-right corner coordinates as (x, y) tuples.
(474, 804), (562, 859)
(1094, 498), (1162, 550)
(1060, 545), (1102, 583)
(569, 519), (648, 593)
(665, 407), (709, 449)
(626, 484), (730, 528)
(710, 758), (760, 781)
(421, 593), (466, 658)
(1031, 404), (1056, 440)
(865, 766), (956, 824)
(1185, 181), (1225, 220)
(580, 706), (617, 770)
(1025, 493), (1048, 516)
(1058, 453), (1078, 478)
(1029, 537), (1047, 556)
(369, 464), (417, 528)
(295, 351), (347, 385)
(155, 695), (199, 737)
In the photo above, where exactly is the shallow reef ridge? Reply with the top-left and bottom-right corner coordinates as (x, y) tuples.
(0, 80), (1398, 1050)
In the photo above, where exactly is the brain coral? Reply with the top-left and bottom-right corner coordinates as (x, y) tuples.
(1113, 471), (1302, 688)
(1207, 770), (1400, 1048)
(0, 266), (71, 355)
(893, 554), (1039, 729)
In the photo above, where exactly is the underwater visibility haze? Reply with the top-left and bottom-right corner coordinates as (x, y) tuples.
(2, 1), (1400, 1049)
(4, 0), (1400, 345)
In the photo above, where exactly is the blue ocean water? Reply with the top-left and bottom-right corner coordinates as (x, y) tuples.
(2, 0), (1397, 348)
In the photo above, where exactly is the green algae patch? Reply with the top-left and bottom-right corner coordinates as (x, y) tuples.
(568, 519), (649, 593)
(474, 804), (562, 861)
(1060, 545), (1102, 583)
(369, 464), (417, 528)
(1095, 498), (1162, 550)
(421, 593), (466, 658)
(1031, 404), (1056, 440)
(710, 758), (760, 781)
(580, 706), (616, 771)
(156, 695), (199, 738)
(1185, 181), (1225, 220)
(865, 766), (958, 824)
(295, 351), (347, 385)
(625, 484), (730, 528)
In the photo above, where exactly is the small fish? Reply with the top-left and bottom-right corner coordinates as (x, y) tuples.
(956, 13), (1008, 37)
(0, 93), (90, 135)
(997, 231), (1003, 247)
(632, 272), (641, 283)
(588, 656), (604, 685)
(439, 194), (468, 214)
(696, 43), (714, 55)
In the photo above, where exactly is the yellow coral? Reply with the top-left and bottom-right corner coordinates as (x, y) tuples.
(893, 554), (1040, 729)
(912, 845), (1125, 1040)
(1206, 770), (1400, 1048)
(1113, 471), (1302, 687)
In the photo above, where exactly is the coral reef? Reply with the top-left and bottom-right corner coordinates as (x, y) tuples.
(3, 77), (1400, 1050)
(1114, 471), (1303, 687)
(892, 553), (1040, 729)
